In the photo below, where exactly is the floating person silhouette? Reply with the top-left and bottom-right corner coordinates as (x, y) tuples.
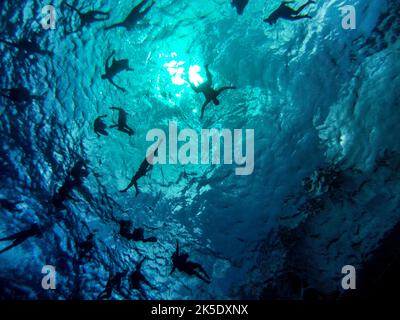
(0, 199), (23, 213)
(118, 220), (157, 243)
(77, 233), (95, 260)
(52, 160), (90, 209)
(64, 2), (110, 33)
(105, 0), (154, 31)
(109, 107), (134, 136)
(94, 115), (109, 137)
(231, 0), (249, 15)
(120, 139), (163, 196)
(129, 258), (154, 300)
(98, 271), (126, 299)
(101, 50), (134, 92)
(0, 87), (42, 105)
(189, 64), (236, 119)
(263, 0), (316, 25)
(0, 37), (52, 56)
(170, 240), (211, 284)
(0, 223), (42, 254)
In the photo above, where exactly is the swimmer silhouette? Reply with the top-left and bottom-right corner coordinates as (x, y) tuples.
(94, 115), (109, 137)
(0, 223), (42, 254)
(264, 0), (316, 25)
(105, 0), (154, 31)
(98, 271), (127, 299)
(118, 220), (157, 243)
(231, 0), (249, 15)
(190, 64), (236, 119)
(170, 240), (211, 284)
(101, 51), (134, 92)
(0, 199), (23, 213)
(130, 258), (154, 300)
(0, 87), (42, 105)
(0, 37), (52, 56)
(64, 3), (110, 33)
(120, 139), (163, 196)
(109, 107), (134, 136)
(77, 233), (95, 260)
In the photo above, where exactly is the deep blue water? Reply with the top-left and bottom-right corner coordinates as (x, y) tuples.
(0, 0), (399, 300)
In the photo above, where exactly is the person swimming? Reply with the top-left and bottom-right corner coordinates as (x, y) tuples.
(0, 87), (42, 105)
(0, 37), (52, 56)
(263, 0), (316, 25)
(129, 258), (154, 300)
(101, 51), (134, 92)
(189, 64), (236, 119)
(0, 199), (23, 213)
(170, 240), (211, 284)
(105, 0), (154, 31)
(64, 2), (110, 33)
(77, 233), (95, 260)
(119, 139), (162, 196)
(109, 107), (134, 136)
(118, 220), (157, 243)
(0, 223), (42, 254)
(231, 0), (250, 15)
(97, 271), (126, 299)
(94, 115), (109, 137)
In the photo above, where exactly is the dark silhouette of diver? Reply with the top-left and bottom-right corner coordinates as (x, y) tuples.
(101, 51), (134, 92)
(130, 258), (154, 300)
(0, 37), (52, 56)
(98, 271), (127, 299)
(264, 0), (316, 25)
(0, 87), (42, 105)
(190, 64), (236, 119)
(64, 2), (110, 33)
(0, 199), (23, 213)
(77, 233), (95, 260)
(118, 220), (157, 243)
(0, 223), (42, 254)
(170, 240), (211, 284)
(94, 115), (109, 137)
(110, 107), (134, 136)
(105, 0), (154, 31)
(120, 139), (162, 196)
(231, 0), (249, 15)
(52, 160), (90, 209)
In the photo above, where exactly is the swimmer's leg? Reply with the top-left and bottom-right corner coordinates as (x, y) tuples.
(216, 86), (237, 95)
(108, 79), (127, 92)
(118, 127), (133, 136)
(204, 64), (213, 84)
(124, 125), (135, 136)
(193, 270), (211, 284)
(92, 11), (111, 21)
(293, 1), (315, 15)
(285, 15), (312, 21)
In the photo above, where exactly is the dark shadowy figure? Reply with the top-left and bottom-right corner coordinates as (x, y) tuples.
(51, 160), (90, 209)
(129, 258), (154, 300)
(0, 87), (42, 105)
(98, 271), (126, 299)
(105, 0), (154, 31)
(0, 37), (52, 56)
(118, 220), (157, 243)
(0, 223), (42, 254)
(120, 139), (162, 196)
(101, 51), (134, 92)
(77, 233), (95, 260)
(264, 0), (316, 25)
(110, 107), (134, 136)
(231, 0), (249, 15)
(190, 64), (236, 119)
(0, 199), (23, 213)
(65, 3), (110, 33)
(94, 115), (109, 137)
(170, 240), (211, 284)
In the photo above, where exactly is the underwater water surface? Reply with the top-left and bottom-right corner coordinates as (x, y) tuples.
(0, 0), (399, 300)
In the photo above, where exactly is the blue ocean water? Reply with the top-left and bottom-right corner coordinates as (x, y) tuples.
(0, 0), (399, 300)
